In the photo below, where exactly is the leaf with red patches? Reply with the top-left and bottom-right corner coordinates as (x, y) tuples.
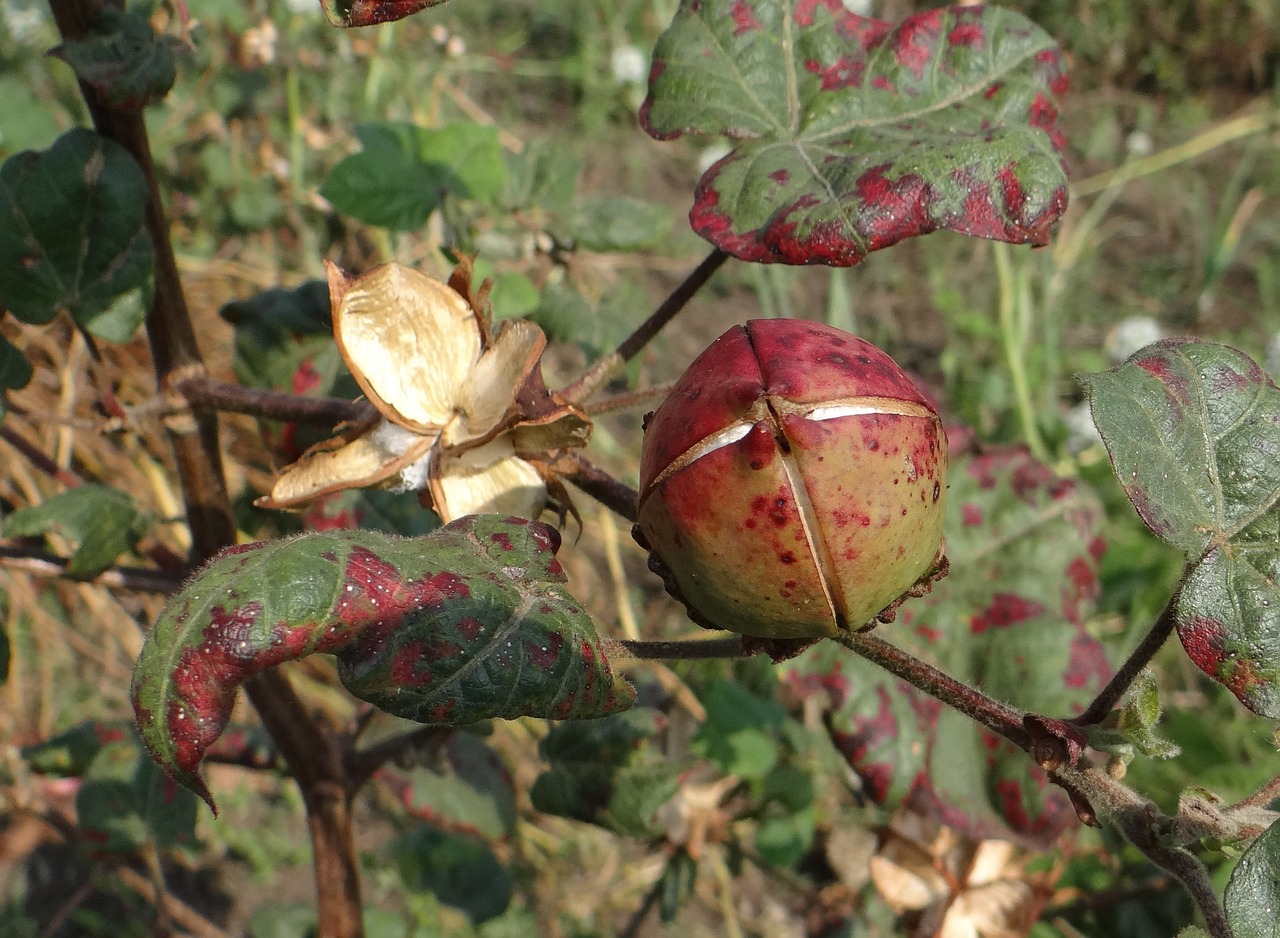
(132, 515), (634, 809)
(319, 0), (443, 27)
(1084, 339), (1280, 717)
(784, 449), (1108, 847)
(641, 2), (1068, 265)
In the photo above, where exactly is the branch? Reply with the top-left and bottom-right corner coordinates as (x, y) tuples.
(560, 248), (729, 403)
(1073, 589), (1179, 726)
(615, 249), (730, 364)
(603, 636), (747, 660)
(1054, 764), (1232, 938)
(1231, 774), (1280, 812)
(562, 453), (640, 523)
(175, 375), (371, 425)
(44, 0), (364, 932)
(0, 544), (186, 593)
(833, 630), (1031, 748)
(346, 725), (453, 791)
(0, 425), (85, 489)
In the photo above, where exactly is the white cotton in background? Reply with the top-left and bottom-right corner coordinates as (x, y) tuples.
(1105, 315), (1163, 363)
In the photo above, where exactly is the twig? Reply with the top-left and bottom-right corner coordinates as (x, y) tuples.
(616, 249), (730, 364)
(1230, 774), (1280, 812)
(116, 865), (232, 938)
(346, 725), (452, 791)
(0, 425), (85, 489)
(604, 636), (747, 660)
(0, 545), (187, 593)
(175, 375), (370, 425)
(618, 854), (676, 938)
(39, 878), (94, 938)
(44, 0), (366, 931)
(586, 383), (674, 417)
(1053, 764), (1231, 938)
(562, 453), (640, 523)
(559, 248), (730, 403)
(1073, 590), (1179, 726)
(833, 630), (1031, 749)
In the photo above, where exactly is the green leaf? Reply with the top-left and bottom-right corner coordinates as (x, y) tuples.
(80, 280), (147, 341)
(398, 732), (517, 840)
(659, 850), (698, 923)
(498, 140), (580, 213)
(74, 727), (199, 854)
(50, 8), (177, 110)
(0, 129), (154, 327)
(692, 679), (787, 778)
(641, 3), (1069, 265)
(488, 272), (540, 321)
(567, 196), (673, 252)
(755, 805), (814, 867)
(21, 721), (123, 776)
(3, 484), (149, 578)
(392, 823), (512, 923)
(785, 449), (1109, 847)
(131, 515), (635, 809)
(247, 904), (316, 938)
(1226, 818), (1280, 938)
(531, 709), (677, 837)
(1084, 339), (1280, 717)
(320, 122), (505, 231)
(0, 334), (33, 392)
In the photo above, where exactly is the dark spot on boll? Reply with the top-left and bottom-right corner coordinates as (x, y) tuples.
(750, 459), (764, 470)
(779, 551), (798, 564)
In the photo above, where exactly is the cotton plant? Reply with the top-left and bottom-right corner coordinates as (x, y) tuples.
(257, 259), (591, 523)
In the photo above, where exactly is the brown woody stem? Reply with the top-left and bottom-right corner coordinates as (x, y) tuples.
(832, 630), (1031, 749)
(0, 425), (86, 489)
(562, 452), (640, 523)
(45, 0), (364, 932)
(603, 636), (747, 660)
(1231, 773), (1280, 812)
(1053, 764), (1231, 938)
(615, 248), (730, 364)
(175, 375), (370, 425)
(0, 545), (186, 593)
(559, 248), (730, 404)
(1073, 589), (1180, 726)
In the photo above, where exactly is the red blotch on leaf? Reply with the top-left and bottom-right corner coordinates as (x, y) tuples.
(793, 0), (843, 27)
(969, 592), (1044, 633)
(729, 0), (762, 34)
(805, 54), (867, 90)
(948, 22), (983, 48)
(892, 10), (943, 80)
(1063, 633), (1111, 692)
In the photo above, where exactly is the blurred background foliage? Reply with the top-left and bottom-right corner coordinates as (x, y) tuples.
(0, 0), (1278, 934)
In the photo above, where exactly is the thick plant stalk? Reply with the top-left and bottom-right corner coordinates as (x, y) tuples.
(44, 1), (365, 933)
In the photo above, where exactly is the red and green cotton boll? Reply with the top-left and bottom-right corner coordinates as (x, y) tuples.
(635, 319), (948, 640)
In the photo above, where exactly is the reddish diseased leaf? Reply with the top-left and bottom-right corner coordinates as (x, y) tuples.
(784, 449), (1109, 847)
(1083, 339), (1280, 718)
(641, 2), (1068, 265)
(320, 0), (443, 28)
(131, 515), (635, 809)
